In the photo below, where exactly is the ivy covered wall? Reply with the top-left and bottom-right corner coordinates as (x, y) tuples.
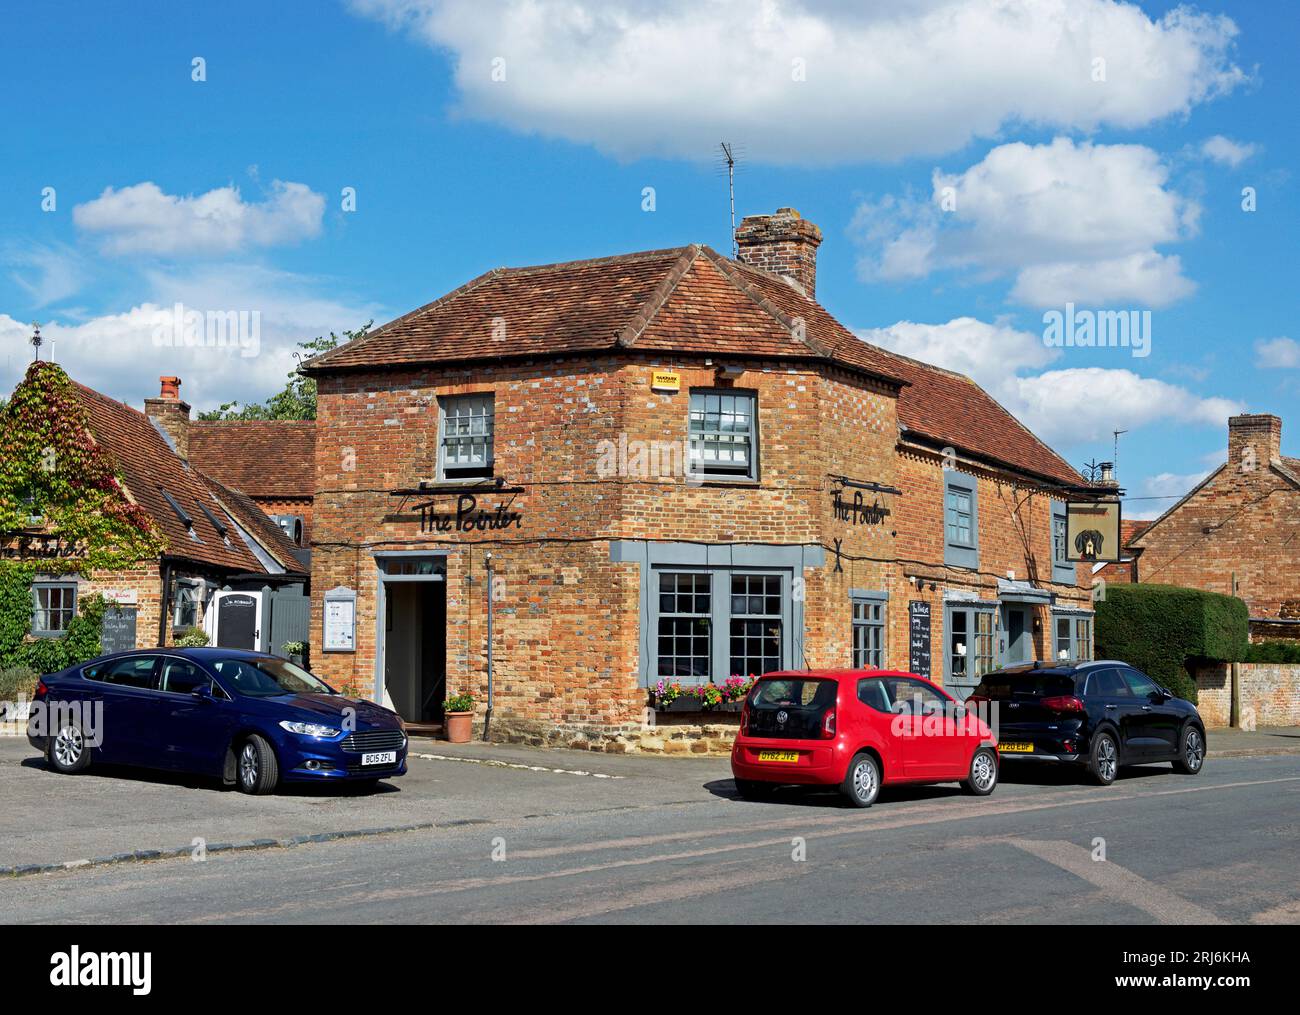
(0, 362), (164, 671)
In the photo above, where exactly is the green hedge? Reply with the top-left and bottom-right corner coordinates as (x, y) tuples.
(1243, 640), (1300, 664)
(1095, 583), (1249, 703)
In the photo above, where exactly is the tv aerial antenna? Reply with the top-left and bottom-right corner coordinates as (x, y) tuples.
(716, 142), (743, 256)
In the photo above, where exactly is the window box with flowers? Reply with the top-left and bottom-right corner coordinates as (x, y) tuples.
(650, 675), (755, 713)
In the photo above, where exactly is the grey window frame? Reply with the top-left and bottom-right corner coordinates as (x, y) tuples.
(650, 565), (792, 685)
(437, 393), (495, 479)
(943, 471), (979, 568)
(31, 581), (77, 638)
(1051, 500), (1074, 583)
(1053, 610), (1094, 662)
(943, 601), (997, 692)
(850, 590), (887, 669)
(687, 389), (758, 482)
(655, 571), (713, 681)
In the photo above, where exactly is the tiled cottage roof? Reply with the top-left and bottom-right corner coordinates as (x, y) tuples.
(71, 383), (304, 575)
(190, 420), (316, 499)
(304, 244), (1083, 487)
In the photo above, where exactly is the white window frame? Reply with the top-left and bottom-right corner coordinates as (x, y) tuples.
(437, 393), (495, 479)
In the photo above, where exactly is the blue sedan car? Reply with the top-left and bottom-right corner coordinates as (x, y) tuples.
(27, 647), (407, 794)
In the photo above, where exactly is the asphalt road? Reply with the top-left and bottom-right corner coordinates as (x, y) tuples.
(2, 738), (1298, 924)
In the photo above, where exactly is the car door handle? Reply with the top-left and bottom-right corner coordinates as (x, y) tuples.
(1141, 705), (1152, 711)
(1105, 704), (1117, 709)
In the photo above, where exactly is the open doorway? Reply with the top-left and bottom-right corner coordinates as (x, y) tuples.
(382, 580), (446, 725)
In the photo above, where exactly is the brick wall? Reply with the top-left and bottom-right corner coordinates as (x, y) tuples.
(1194, 662), (1300, 727)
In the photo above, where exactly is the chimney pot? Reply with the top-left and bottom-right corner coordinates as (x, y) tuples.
(734, 207), (822, 297)
(159, 375), (181, 400)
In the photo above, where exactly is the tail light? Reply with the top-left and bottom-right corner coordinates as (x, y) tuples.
(34, 679), (48, 699)
(1042, 695), (1085, 714)
(739, 702), (750, 736)
(821, 707), (837, 739)
(965, 694), (989, 706)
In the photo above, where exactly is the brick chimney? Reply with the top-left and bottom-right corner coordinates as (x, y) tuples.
(1228, 413), (1282, 472)
(735, 207), (823, 297)
(144, 375), (191, 459)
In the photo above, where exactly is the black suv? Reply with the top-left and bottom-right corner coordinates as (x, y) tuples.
(968, 660), (1206, 785)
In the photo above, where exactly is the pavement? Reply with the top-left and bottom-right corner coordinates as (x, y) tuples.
(2, 729), (1300, 924)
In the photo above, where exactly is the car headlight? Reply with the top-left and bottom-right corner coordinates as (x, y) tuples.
(279, 720), (341, 738)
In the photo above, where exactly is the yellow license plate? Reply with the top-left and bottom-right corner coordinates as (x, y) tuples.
(999, 742), (1033, 753)
(757, 750), (800, 763)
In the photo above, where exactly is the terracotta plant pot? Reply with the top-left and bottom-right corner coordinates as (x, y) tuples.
(444, 710), (474, 743)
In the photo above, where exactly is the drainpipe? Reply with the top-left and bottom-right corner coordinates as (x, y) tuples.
(1230, 571), (1241, 728)
(157, 561), (172, 647)
(483, 551), (494, 741)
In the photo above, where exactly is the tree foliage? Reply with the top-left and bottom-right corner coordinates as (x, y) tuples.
(0, 362), (165, 670)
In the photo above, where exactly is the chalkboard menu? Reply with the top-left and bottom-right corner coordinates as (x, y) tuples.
(101, 605), (138, 655)
(908, 600), (931, 678)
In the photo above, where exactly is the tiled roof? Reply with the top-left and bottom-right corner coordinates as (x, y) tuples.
(71, 383), (303, 576)
(304, 244), (1083, 487)
(1121, 519), (1152, 547)
(198, 473), (308, 571)
(190, 420), (315, 499)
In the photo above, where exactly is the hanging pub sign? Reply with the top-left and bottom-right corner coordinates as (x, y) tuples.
(1066, 500), (1122, 562)
(0, 532), (84, 560)
(417, 493), (523, 534)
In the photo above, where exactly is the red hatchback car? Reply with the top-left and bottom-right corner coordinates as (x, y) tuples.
(731, 669), (999, 807)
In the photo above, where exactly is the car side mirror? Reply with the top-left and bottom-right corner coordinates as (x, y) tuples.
(191, 683), (212, 700)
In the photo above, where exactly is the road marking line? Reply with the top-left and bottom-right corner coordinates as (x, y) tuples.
(1007, 838), (1225, 924)
(409, 752), (625, 779)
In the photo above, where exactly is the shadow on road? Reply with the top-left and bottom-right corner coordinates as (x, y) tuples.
(17, 753), (399, 797)
(703, 777), (967, 809)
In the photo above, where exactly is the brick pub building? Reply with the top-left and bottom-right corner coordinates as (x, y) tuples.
(303, 209), (1097, 750)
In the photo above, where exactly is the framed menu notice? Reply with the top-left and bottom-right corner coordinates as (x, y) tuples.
(908, 600), (932, 679)
(323, 587), (356, 653)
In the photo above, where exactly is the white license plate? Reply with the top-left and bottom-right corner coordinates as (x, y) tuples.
(362, 751), (397, 766)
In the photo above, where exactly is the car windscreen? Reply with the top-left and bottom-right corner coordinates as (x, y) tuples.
(972, 671), (1076, 699)
(210, 657), (336, 698)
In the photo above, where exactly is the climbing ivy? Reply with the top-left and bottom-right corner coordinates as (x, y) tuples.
(0, 362), (165, 670)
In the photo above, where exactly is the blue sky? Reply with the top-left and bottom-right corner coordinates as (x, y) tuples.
(1, 1), (1296, 519)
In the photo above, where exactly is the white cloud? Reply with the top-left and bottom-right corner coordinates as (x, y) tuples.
(859, 318), (1243, 447)
(858, 316), (1056, 394)
(73, 181), (325, 257)
(3, 242), (88, 307)
(1254, 336), (1300, 369)
(349, 0), (1245, 164)
(1200, 134), (1258, 167)
(855, 138), (1199, 307)
(1011, 252), (1195, 307)
(0, 264), (380, 413)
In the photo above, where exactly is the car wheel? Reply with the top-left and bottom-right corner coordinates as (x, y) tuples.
(48, 721), (90, 774)
(960, 746), (998, 796)
(236, 735), (279, 795)
(840, 753), (880, 808)
(1173, 724), (1205, 775)
(1088, 730), (1119, 786)
(734, 778), (774, 800)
